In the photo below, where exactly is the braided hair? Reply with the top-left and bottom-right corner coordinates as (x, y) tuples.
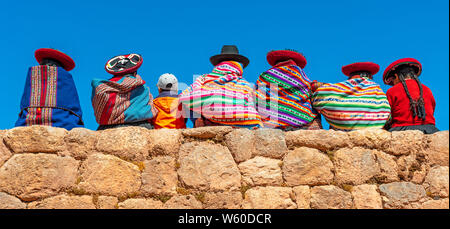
(349, 71), (373, 79)
(394, 65), (426, 120)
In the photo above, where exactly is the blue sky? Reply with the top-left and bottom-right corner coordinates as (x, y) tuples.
(1, 0), (448, 130)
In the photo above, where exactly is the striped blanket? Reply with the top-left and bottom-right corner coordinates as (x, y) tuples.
(312, 77), (391, 131)
(255, 64), (318, 128)
(179, 61), (262, 128)
(91, 74), (157, 125)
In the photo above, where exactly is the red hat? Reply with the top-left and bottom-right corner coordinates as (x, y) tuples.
(105, 54), (143, 75)
(342, 62), (380, 77)
(267, 50), (307, 68)
(35, 48), (76, 71)
(383, 58), (422, 86)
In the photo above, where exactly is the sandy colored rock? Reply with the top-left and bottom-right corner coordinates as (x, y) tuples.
(0, 192), (26, 209)
(238, 156), (282, 186)
(310, 185), (353, 209)
(397, 152), (429, 183)
(379, 182), (427, 209)
(348, 128), (391, 150)
(292, 186), (310, 209)
(374, 150), (400, 183)
(28, 195), (95, 209)
(182, 126), (233, 141)
(334, 147), (380, 185)
(424, 131), (449, 166)
(242, 186), (296, 209)
(420, 198), (449, 209)
(95, 127), (150, 161)
(386, 130), (425, 156)
(282, 147), (334, 186)
(225, 128), (255, 163)
(4, 126), (67, 153)
(141, 156), (177, 196)
(97, 196), (118, 209)
(351, 184), (382, 209)
(118, 198), (164, 209)
(178, 142), (241, 191)
(285, 129), (351, 151)
(203, 191), (243, 209)
(253, 129), (287, 159)
(148, 129), (182, 156)
(63, 128), (98, 160)
(0, 153), (78, 201)
(78, 154), (141, 197)
(0, 133), (12, 167)
(423, 166), (449, 198)
(164, 195), (203, 209)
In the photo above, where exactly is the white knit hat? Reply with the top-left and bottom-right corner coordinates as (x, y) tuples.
(157, 73), (178, 91)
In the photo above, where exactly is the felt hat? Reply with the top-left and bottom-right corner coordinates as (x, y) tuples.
(267, 50), (307, 68)
(210, 45), (249, 68)
(35, 48), (76, 71)
(105, 54), (143, 75)
(383, 58), (422, 86)
(342, 62), (380, 77)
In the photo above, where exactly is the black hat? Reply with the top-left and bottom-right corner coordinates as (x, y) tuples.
(210, 45), (250, 68)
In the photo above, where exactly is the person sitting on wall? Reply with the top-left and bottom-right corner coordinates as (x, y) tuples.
(312, 62), (391, 131)
(179, 45), (263, 128)
(91, 53), (157, 130)
(255, 49), (322, 130)
(382, 58), (439, 134)
(15, 48), (84, 130)
(151, 73), (187, 129)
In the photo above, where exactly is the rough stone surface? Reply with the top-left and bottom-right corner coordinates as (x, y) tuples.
(96, 196), (118, 209)
(225, 128), (255, 163)
(374, 150), (400, 183)
(141, 156), (177, 196)
(4, 126), (67, 153)
(351, 184), (382, 209)
(28, 195), (95, 209)
(242, 186), (296, 209)
(63, 128), (98, 160)
(118, 198), (164, 209)
(203, 191), (243, 209)
(397, 152), (429, 183)
(78, 154), (141, 197)
(0, 133), (12, 167)
(182, 126), (233, 141)
(292, 186), (310, 209)
(310, 186), (353, 209)
(348, 128), (392, 150)
(282, 147), (334, 186)
(238, 156), (283, 186)
(148, 129), (182, 156)
(424, 131), (449, 166)
(423, 166), (449, 198)
(420, 198), (449, 209)
(379, 182), (427, 209)
(0, 192), (26, 209)
(178, 142), (241, 191)
(285, 129), (350, 151)
(95, 127), (150, 161)
(164, 195), (203, 209)
(254, 129), (287, 159)
(0, 153), (79, 201)
(334, 148), (380, 185)
(386, 130), (425, 156)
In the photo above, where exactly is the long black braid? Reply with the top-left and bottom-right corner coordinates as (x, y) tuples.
(395, 65), (426, 120)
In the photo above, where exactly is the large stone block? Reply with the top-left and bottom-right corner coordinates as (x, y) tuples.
(254, 129), (287, 159)
(242, 187), (296, 209)
(78, 154), (141, 197)
(182, 126), (233, 141)
(386, 130), (425, 156)
(164, 195), (203, 209)
(347, 128), (391, 150)
(424, 131), (449, 166)
(423, 166), (449, 198)
(310, 185), (353, 209)
(292, 186), (310, 209)
(397, 152), (429, 183)
(225, 128), (255, 163)
(141, 156), (178, 196)
(4, 126), (67, 153)
(0, 192), (26, 209)
(282, 147), (334, 186)
(420, 198), (449, 209)
(285, 129), (350, 151)
(238, 156), (283, 186)
(351, 184), (382, 209)
(374, 150), (400, 183)
(148, 129), (182, 156)
(0, 153), (78, 201)
(178, 142), (241, 191)
(63, 128), (98, 160)
(379, 182), (427, 209)
(0, 133), (12, 167)
(97, 196), (118, 209)
(203, 191), (243, 209)
(118, 198), (164, 209)
(27, 194), (95, 209)
(334, 147), (380, 185)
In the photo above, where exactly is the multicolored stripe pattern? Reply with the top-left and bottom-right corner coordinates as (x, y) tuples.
(312, 77), (391, 131)
(179, 61), (262, 128)
(255, 65), (318, 128)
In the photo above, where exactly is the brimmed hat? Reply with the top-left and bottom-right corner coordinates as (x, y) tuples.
(210, 45), (249, 68)
(157, 73), (178, 91)
(35, 48), (76, 71)
(105, 54), (143, 75)
(383, 58), (422, 86)
(267, 50), (307, 68)
(342, 62), (380, 77)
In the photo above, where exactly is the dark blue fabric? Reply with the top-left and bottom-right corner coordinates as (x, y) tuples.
(156, 90), (178, 99)
(15, 66), (84, 130)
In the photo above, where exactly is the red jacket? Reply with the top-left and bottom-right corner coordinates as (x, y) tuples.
(386, 79), (436, 127)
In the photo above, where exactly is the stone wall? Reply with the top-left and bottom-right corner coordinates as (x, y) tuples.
(0, 126), (448, 209)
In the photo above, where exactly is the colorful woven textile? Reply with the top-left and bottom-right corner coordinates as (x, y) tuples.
(255, 64), (318, 128)
(15, 66), (84, 130)
(91, 74), (157, 125)
(179, 61), (262, 128)
(312, 77), (391, 131)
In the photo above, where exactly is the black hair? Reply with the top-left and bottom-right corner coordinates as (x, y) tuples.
(349, 71), (372, 79)
(40, 58), (62, 68)
(395, 65), (426, 120)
